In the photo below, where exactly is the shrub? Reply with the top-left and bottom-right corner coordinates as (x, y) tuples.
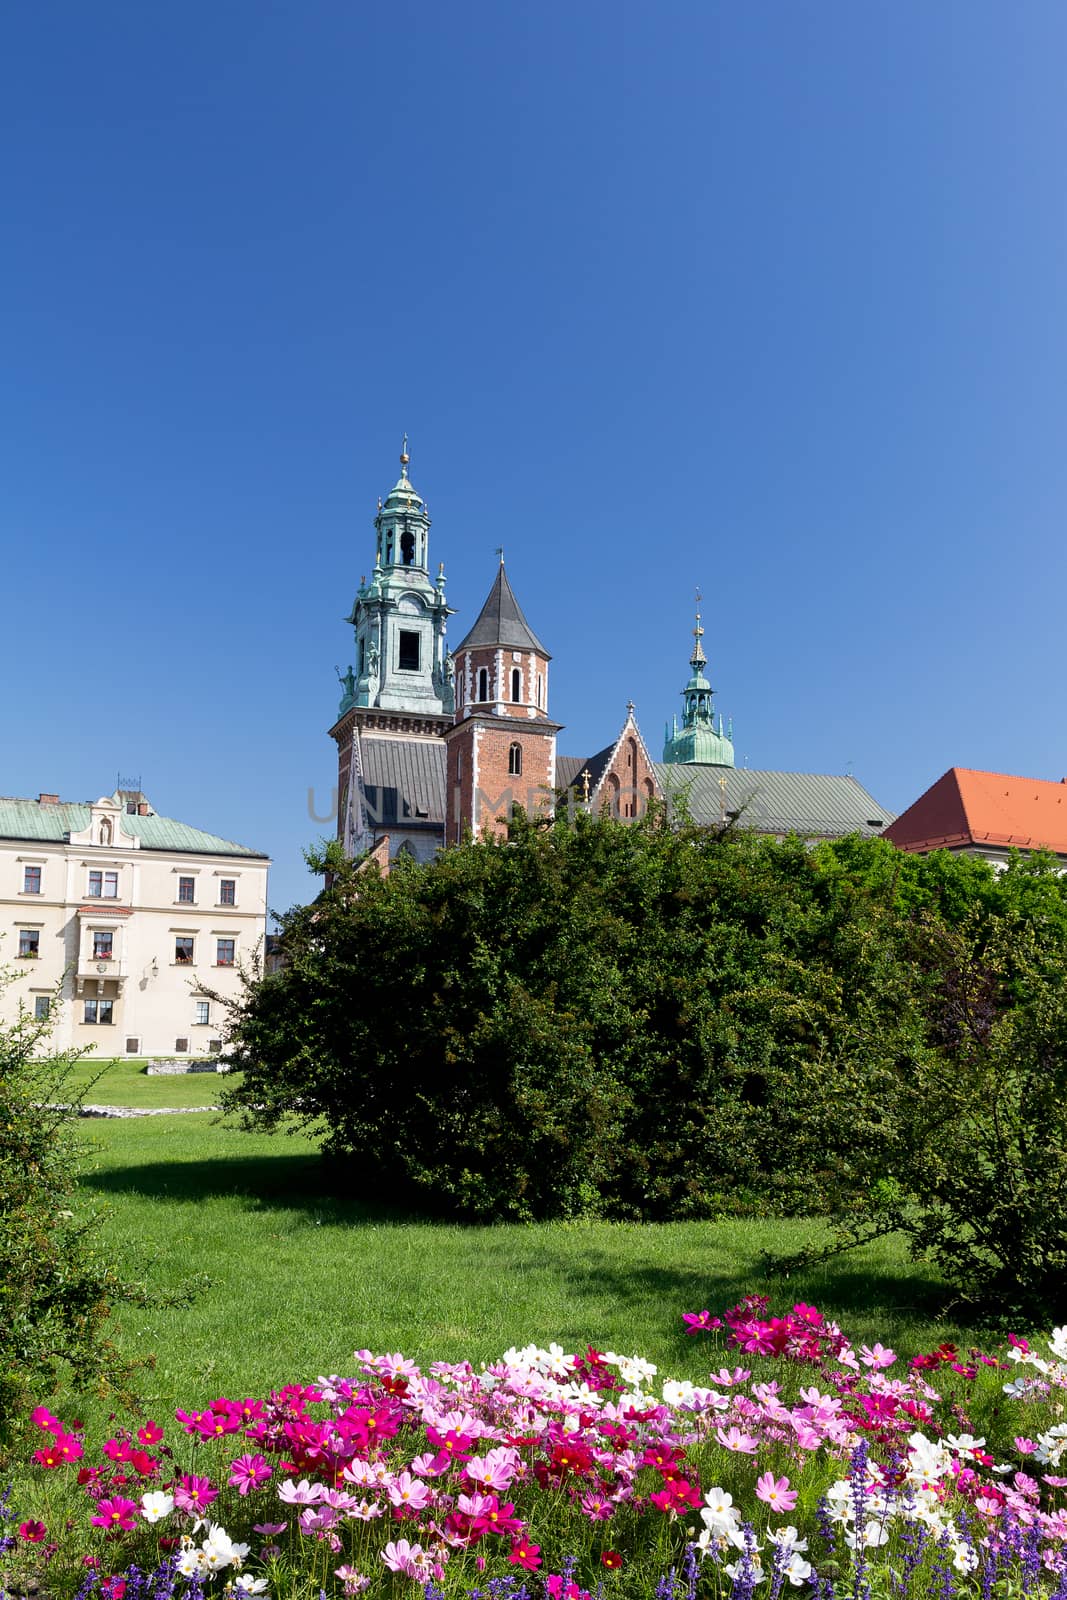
(0, 970), (150, 1446)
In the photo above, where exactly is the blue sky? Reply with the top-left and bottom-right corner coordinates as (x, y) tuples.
(4, 1), (1066, 916)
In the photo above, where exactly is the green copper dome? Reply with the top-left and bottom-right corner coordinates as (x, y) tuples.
(662, 605), (735, 767)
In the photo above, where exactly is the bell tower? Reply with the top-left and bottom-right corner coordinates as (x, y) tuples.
(444, 557), (561, 842)
(329, 443), (456, 864)
(662, 598), (735, 767)
(337, 440), (454, 722)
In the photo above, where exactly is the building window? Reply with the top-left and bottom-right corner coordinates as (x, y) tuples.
(125, 1037), (140, 1054)
(84, 999), (114, 1025)
(511, 667), (521, 702)
(508, 743), (522, 777)
(209, 1037), (223, 1052)
(216, 938), (235, 967)
(87, 870), (118, 899)
(478, 667), (489, 702)
(175, 937), (195, 966)
(175, 1037), (189, 1053)
(177, 876), (195, 904)
(93, 931), (114, 961)
(35, 996), (50, 1021)
(18, 930), (39, 958)
(23, 866), (42, 895)
(398, 630), (420, 671)
(218, 878), (236, 905)
(537, 673), (544, 709)
(195, 1000), (210, 1026)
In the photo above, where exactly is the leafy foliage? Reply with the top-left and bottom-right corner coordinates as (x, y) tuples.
(0, 974), (152, 1443)
(220, 818), (1067, 1317)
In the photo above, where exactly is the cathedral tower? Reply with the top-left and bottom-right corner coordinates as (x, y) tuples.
(329, 444), (455, 863)
(444, 559), (561, 842)
(662, 602), (735, 766)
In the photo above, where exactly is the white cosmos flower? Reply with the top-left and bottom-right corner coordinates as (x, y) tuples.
(140, 1490), (175, 1523)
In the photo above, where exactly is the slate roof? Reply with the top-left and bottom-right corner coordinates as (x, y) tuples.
(884, 768), (1067, 855)
(455, 565), (550, 656)
(555, 755), (586, 790)
(0, 796), (268, 857)
(653, 766), (895, 838)
(360, 736), (447, 825)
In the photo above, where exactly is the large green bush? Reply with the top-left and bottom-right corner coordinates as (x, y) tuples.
(0, 974), (149, 1442)
(221, 819), (1067, 1319)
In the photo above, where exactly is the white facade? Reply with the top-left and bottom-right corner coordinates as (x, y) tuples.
(0, 790), (269, 1058)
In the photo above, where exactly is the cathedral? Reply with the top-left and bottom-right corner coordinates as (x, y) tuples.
(329, 447), (893, 860)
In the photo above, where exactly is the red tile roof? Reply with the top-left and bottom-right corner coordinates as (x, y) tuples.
(884, 768), (1067, 856)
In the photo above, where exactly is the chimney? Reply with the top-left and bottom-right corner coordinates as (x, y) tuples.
(138, 802), (150, 815)
(38, 793), (59, 805)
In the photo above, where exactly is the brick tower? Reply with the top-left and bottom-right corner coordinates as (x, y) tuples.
(444, 558), (562, 842)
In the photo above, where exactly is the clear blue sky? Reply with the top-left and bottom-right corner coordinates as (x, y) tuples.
(4, 1), (1066, 917)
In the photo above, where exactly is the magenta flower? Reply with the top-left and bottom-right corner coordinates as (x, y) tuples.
(755, 1471), (798, 1511)
(31, 1406), (60, 1433)
(19, 1520), (48, 1542)
(682, 1310), (717, 1334)
(173, 1473), (218, 1514)
(90, 1496), (139, 1532)
(228, 1452), (272, 1495)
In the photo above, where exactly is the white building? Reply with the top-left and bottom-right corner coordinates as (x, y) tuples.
(0, 787), (269, 1058)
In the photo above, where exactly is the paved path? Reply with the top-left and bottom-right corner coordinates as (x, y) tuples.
(78, 1103), (220, 1118)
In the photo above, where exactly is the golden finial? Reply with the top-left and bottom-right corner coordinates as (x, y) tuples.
(581, 769), (592, 804)
(400, 433), (410, 471)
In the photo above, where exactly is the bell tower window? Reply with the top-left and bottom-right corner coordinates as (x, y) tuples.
(400, 526), (415, 566)
(511, 667), (521, 702)
(478, 667), (489, 702)
(508, 743), (522, 776)
(398, 631), (421, 671)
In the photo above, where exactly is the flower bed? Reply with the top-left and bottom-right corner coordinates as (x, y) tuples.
(7, 1298), (1067, 1599)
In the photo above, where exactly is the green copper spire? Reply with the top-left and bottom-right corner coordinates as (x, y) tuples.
(338, 441), (455, 718)
(662, 597), (735, 767)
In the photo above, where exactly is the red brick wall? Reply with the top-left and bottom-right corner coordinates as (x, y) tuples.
(596, 727), (660, 821)
(446, 720), (556, 841)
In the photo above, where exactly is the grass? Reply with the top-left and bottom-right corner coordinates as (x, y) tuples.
(62, 1054), (239, 1110)
(68, 1111), (982, 1435)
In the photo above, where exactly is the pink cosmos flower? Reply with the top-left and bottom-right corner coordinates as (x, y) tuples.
(253, 1522), (288, 1535)
(277, 1477), (325, 1505)
(579, 1489), (614, 1520)
(228, 1453), (272, 1496)
(1015, 1438), (1037, 1455)
(137, 1422), (164, 1447)
(683, 1311), (717, 1334)
(381, 1538), (425, 1576)
(19, 1520), (48, 1542)
(90, 1496), (139, 1532)
(755, 1471), (798, 1512)
(387, 1471), (433, 1515)
(173, 1473), (218, 1514)
(31, 1406), (60, 1433)
(510, 1540), (542, 1570)
(101, 1579), (127, 1600)
(715, 1426), (759, 1453)
(860, 1343), (896, 1370)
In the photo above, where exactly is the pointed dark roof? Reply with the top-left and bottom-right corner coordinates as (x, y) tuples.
(456, 565), (550, 657)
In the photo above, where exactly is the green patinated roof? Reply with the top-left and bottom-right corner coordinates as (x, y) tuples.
(0, 796), (268, 858)
(654, 766), (895, 838)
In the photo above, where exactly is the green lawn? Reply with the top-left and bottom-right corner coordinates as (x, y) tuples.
(69, 1111), (978, 1433)
(63, 1054), (239, 1109)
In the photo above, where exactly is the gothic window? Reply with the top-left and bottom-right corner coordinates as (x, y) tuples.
(508, 743), (522, 776)
(400, 527), (415, 565)
(398, 631), (420, 671)
(511, 667), (521, 702)
(478, 667), (489, 702)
